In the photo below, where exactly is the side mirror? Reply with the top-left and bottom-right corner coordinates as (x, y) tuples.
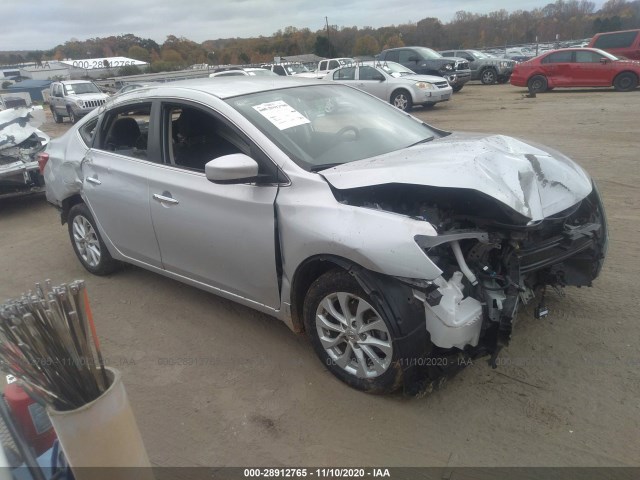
(408, 55), (420, 63)
(599, 57), (609, 64)
(205, 154), (259, 184)
(374, 75), (385, 81)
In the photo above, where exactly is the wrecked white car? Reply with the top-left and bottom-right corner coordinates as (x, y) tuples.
(43, 79), (607, 394)
(0, 106), (49, 198)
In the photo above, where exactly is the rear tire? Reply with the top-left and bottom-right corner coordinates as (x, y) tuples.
(50, 107), (63, 124)
(391, 90), (412, 111)
(68, 203), (120, 275)
(452, 85), (463, 92)
(613, 72), (638, 92)
(303, 269), (403, 393)
(480, 68), (497, 85)
(527, 75), (548, 93)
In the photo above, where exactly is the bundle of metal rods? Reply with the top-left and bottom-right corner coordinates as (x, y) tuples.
(0, 279), (108, 411)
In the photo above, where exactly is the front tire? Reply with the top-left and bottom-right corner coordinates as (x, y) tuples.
(50, 107), (63, 124)
(527, 75), (548, 93)
(452, 85), (463, 92)
(303, 269), (403, 393)
(480, 68), (497, 85)
(613, 72), (638, 92)
(68, 203), (119, 275)
(391, 90), (413, 111)
(68, 108), (78, 124)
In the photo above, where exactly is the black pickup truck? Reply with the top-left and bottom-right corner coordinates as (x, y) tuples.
(378, 46), (472, 92)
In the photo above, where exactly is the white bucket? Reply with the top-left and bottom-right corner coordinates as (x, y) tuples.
(48, 367), (153, 479)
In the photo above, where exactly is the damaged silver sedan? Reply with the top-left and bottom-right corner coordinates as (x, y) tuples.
(43, 78), (607, 394)
(0, 106), (49, 198)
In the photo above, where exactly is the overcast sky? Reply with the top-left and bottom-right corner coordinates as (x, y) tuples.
(4, 0), (605, 51)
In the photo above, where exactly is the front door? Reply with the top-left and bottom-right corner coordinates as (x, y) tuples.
(147, 101), (281, 308)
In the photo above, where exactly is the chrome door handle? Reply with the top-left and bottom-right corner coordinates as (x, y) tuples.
(153, 193), (179, 205)
(86, 176), (101, 185)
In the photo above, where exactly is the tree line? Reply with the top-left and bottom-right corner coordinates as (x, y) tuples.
(1, 0), (639, 74)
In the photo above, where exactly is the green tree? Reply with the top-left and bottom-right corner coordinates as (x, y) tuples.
(127, 46), (150, 63)
(353, 35), (380, 56)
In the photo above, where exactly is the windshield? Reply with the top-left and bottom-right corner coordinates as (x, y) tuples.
(64, 82), (101, 95)
(226, 84), (440, 171)
(413, 47), (442, 59)
(248, 69), (276, 76)
(285, 64), (309, 74)
(468, 50), (489, 59)
(593, 48), (620, 60)
(377, 61), (415, 76)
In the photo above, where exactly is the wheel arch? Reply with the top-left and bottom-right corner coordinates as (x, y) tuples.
(390, 87), (413, 103)
(60, 194), (84, 225)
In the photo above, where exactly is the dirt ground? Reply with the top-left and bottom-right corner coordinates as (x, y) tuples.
(1, 83), (638, 467)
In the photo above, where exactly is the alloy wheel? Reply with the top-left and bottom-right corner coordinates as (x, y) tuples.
(72, 215), (101, 267)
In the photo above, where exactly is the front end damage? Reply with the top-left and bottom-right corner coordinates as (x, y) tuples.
(322, 134), (608, 391)
(0, 106), (49, 198)
(333, 182), (607, 391)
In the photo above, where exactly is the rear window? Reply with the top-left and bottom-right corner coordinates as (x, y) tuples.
(593, 31), (639, 49)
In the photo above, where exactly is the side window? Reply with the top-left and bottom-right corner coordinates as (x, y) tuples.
(575, 51), (602, 63)
(164, 104), (248, 172)
(398, 50), (417, 63)
(96, 103), (151, 160)
(333, 66), (356, 80)
(542, 51), (573, 64)
(273, 65), (286, 76)
(384, 50), (400, 62)
(593, 31), (638, 49)
(328, 60), (339, 70)
(79, 117), (99, 147)
(461, 53), (474, 61)
(358, 66), (381, 80)
(440, 51), (454, 57)
(319, 61), (327, 71)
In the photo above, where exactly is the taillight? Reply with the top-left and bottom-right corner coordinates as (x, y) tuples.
(37, 152), (49, 174)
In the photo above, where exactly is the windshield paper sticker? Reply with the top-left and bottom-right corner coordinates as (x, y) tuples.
(253, 101), (310, 130)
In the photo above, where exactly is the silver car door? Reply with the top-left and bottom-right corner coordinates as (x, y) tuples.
(355, 66), (389, 100)
(148, 102), (281, 308)
(81, 101), (162, 267)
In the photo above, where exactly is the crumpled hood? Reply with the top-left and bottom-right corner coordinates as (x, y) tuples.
(0, 106), (47, 151)
(321, 132), (593, 222)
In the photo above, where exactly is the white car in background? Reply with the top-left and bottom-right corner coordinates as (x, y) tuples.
(209, 67), (277, 77)
(324, 61), (452, 111)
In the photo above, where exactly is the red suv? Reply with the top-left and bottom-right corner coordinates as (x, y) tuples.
(588, 29), (640, 60)
(510, 48), (640, 93)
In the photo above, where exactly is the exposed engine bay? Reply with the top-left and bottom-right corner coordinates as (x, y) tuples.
(333, 182), (608, 362)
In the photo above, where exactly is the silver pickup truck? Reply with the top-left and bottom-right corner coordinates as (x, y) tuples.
(49, 80), (109, 124)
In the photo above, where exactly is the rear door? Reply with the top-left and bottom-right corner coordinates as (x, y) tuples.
(81, 101), (162, 267)
(147, 100), (282, 308)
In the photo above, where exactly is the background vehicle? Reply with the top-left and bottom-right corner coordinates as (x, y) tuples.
(43, 79), (607, 394)
(511, 47), (640, 93)
(588, 29), (640, 60)
(378, 47), (472, 91)
(261, 63), (311, 76)
(0, 106), (49, 198)
(439, 49), (515, 84)
(297, 58), (355, 78)
(209, 67), (277, 77)
(324, 61), (452, 110)
(49, 80), (109, 124)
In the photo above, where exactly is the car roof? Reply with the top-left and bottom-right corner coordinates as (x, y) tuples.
(61, 80), (95, 84)
(115, 77), (326, 100)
